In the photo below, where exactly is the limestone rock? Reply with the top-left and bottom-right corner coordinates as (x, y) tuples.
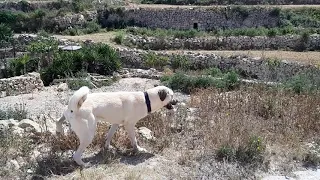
(57, 83), (69, 92)
(18, 119), (42, 133)
(138, 127), (155, 140)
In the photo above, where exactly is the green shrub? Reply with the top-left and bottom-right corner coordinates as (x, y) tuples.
(216, 145), (235, 161)
(205, 67), (223, 77)
(223, 70), (240, 90)
(269, 7), (281, 17)
(143, 52), (169, 69)
(161, 69), (241, 93)
(41, 43), (121, 86)
(114, 32), (125, 44)
(267, 28), (278, 37)
(291, 31), (310, 51)
(216, 136), (265, 165)
(83, 21), (101, 34)
(72, 0), (84, 13)
(171, 54), (191, 71)
(283, 74), (314, 94)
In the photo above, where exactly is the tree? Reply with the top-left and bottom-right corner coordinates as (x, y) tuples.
(0, 23), (13, 78)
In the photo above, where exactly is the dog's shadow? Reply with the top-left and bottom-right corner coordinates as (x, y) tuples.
(31, 149), (155, 179)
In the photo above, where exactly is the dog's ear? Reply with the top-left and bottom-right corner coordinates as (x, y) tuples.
(158, 89), (167, 101)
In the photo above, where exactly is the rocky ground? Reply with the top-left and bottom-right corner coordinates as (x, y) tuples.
(1, 76), (320, 179)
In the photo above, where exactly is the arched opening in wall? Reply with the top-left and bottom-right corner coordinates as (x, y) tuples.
(193, 23), (198, 30)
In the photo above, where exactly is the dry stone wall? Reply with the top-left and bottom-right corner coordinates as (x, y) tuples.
(0, 72), (44, 98)
(99, 7), (280, 30)
(125, 34), (320, 51)
(116, 47), (320, 82)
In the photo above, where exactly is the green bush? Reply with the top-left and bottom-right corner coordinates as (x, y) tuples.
(294, 31), (310, 51)
(160, 70), (240, 94)
(41, 43), (121, 86)
(205, 67), (223, 77)
(171, 54), (191, 71)
(143, 52), (169, 69)
(216, 136), (265, 165)
(83, 21), (101, 34)
(283, 74), (314, 94)
(114, 32), (125, 44)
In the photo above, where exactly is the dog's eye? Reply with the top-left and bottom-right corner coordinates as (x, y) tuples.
(71, 110), (73, 113)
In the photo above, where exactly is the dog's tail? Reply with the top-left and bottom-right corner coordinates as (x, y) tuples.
(67, 86), (90, 113)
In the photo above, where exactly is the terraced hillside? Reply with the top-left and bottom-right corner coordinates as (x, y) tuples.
(1, 1), (320, 180)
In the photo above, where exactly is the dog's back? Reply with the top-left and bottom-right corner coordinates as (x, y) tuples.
(79, 91), (148, 124)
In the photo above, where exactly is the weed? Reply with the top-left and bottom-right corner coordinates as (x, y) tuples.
(0, 103), (28, 120)
(142, 52), (169, 70)
(114, 31), (125, 44)
(171, 54), (191, 71)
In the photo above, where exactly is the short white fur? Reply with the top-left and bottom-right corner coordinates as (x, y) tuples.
(56, 85), (176, 166)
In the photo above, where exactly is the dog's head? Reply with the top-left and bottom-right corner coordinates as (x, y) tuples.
(153, 85), (178, 110)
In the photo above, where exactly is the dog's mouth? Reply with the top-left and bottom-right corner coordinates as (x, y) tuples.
(165, 99), (178, 110)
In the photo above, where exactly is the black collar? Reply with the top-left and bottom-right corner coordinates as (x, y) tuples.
(144, 91), (151, 113)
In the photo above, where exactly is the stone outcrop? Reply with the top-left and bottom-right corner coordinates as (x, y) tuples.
(0, 72), (44, 97)
(52, 11), (97, 31)
(125, 34), (320, 51)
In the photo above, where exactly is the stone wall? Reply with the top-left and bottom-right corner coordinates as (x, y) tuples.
(146, 0), (320, 5)
(116, 47), (320, 82)
(99, 6), (280, 31)
(0, 72), (44, 98)
(125, 34), (320, 51)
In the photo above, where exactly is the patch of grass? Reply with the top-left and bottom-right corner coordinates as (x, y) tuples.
(282, 70), (320, 94)
(217, 136), (265, 165)
(171, 54), (191, 71)
(113, 31), (125, 44)
(142, 52), (169, 70)
(161, 70), (240, 93)
(0, 103), (28, 120)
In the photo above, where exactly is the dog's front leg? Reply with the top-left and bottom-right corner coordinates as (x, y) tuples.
(105, 124), (119, 149)
(56, 115), (66, 135)
(125, 124), (147, 153)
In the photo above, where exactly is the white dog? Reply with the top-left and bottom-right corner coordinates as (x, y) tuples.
(56, 85), (177, 167)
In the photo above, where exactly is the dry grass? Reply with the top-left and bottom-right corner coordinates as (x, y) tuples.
(3, 84), (320, 179)
(53, 31), (119, 45)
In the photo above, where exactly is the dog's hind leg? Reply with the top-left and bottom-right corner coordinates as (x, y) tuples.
(125, 124), (147, 153)
(72, 114), (97, 167)
(105, 124), (119, 149)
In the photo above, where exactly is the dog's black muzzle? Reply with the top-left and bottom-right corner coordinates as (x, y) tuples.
(165, 99), (178, 110)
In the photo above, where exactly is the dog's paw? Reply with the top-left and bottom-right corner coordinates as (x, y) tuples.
(103, 145), (117, 154)
(135, 146), (148, 153)
(79, 162), (92, 169)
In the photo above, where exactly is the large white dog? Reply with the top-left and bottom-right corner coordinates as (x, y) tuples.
(56, 85), (177, 167)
